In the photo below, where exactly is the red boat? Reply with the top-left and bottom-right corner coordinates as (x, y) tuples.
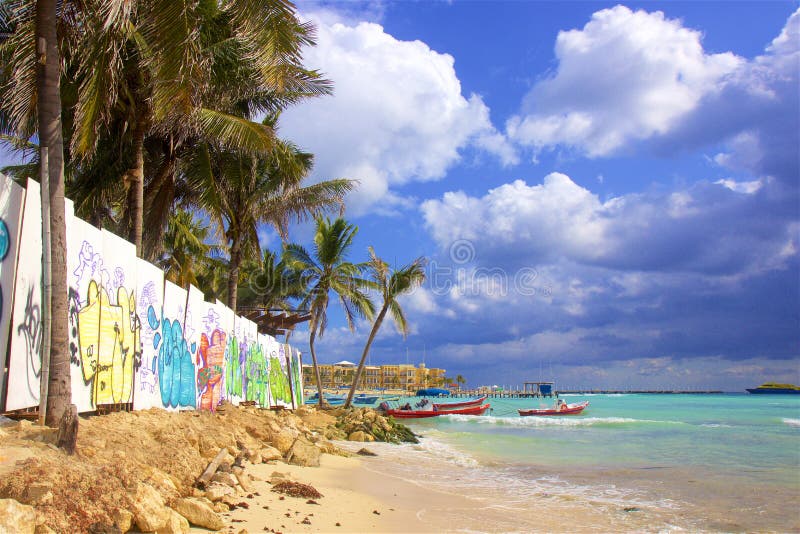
(518, 401), (589, 417)
(432, 395), (488, 410)
(384, 403), (491, 419)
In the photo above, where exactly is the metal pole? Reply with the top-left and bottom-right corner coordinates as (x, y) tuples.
(38, 145), (52, 426)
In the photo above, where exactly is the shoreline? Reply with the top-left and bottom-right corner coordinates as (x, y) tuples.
(220, 440), (683, 534)
(213, 453), (459, 533)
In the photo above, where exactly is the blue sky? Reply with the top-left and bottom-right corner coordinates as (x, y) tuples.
(277, 1), (800, 391)
(4, 1), (797, 391)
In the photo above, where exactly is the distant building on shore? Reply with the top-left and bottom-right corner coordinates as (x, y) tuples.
(302, 361), (447, 392)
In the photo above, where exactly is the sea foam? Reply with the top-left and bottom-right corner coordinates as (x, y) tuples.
(438, 414), (685, 427)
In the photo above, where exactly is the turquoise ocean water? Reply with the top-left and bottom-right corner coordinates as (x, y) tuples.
(343, 394), (800, 532)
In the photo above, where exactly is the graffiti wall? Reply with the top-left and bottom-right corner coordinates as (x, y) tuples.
(157, 281), (195, 410)
(0, 174), (25, 409)
(0, 175), (303, 414)
(133, 259), (165, 410)
(268, 337), (293, 408)
(5, 179), (44, 411)
(289, 348), (304, 409)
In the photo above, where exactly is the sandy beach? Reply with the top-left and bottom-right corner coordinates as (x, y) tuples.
(213, 442), (678, 534)
(209, 453), (447, 533)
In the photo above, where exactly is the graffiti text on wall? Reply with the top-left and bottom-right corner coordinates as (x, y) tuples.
(16, 286), (42, 398)
(148, 306), (196, 409)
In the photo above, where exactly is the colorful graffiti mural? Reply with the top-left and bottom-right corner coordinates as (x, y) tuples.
(75, 280), (141, 406)
(289, 349), (303, 409)
(269, 341), (293, 408)
(155, 281), (196, 410)
(0, 174), (303, 414)
(197, 327), (226, 410)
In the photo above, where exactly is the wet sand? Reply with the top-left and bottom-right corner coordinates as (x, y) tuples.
(211, 448), (683, 534)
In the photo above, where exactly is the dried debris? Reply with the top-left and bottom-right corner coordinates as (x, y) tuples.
(270, 481), (323, 499)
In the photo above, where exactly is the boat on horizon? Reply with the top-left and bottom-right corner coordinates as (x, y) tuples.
(746, 383), (800, 394)
(518, 400), (589, 416)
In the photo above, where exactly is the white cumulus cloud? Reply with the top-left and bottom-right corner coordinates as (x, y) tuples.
(280, 14), (517, 214)
(506, 5), (742, 157)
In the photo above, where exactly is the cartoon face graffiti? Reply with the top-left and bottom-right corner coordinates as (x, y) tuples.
(76, 280), (141, 406)
(197, 329), (226, 411)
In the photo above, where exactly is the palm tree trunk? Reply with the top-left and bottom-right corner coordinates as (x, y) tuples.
(308, 328), (326, 408)
(36, 0), (71, 427)
(345, 305), (388, 408)
(143, 154), (175, 261)
(127, 118), (146, 257)
(227, 237), (241, 312)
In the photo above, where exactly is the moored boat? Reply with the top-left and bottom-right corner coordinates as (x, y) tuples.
(415, 388), (451, 397)
(382, 403), (491, 419)
(353, 394), (380, 404)
(305, 393), (346, 405)
(746, 383), (800, 394)
(518, 400), (589, 416)
(432, 395), (488, 410)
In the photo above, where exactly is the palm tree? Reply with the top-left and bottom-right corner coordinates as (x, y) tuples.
(2, 1), (73, 426)
(158, 209), (221, 288)
(65, 0), (331, 256)
(284, 217), (375, 407)
(238, 248), (303, 311)
(36, 0), (70, 427)
(456, 374), (466, 391)
(196, 140), (353, 312)
(344, 248), (426, 408)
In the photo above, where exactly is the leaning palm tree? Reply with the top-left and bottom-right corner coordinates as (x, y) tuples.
(344, 248), (426, 408)
(196, 141), (353, 312)
(284, 217), (375, 407)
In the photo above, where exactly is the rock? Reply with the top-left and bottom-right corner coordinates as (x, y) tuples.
(347, 431), (368, 442)
(211, 472), (239, 487)
(235, 473), (253, 493)
(144, 467), (180, 499)
(286, 438), (321, 467)
(21, 483), (53, 505)
(231, 465), (244, 476)
(212, 501), (229, 513)
(0, 499), (37, 534)
(205, 482), (235, 502)
(34, 525), (57, 534)
(221, 495), (240, 508)
(260, 446), (282, 462)
(129, 483), (168, 532)
(156, 508), (190, 534)
(171, 497), (225, 531)
(270, 429), (297, 454)
(357, 448), (377, 456)
(112, 509), (133, 532)
(87, 523), (121, 534)
(245, 450), (262, 464)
